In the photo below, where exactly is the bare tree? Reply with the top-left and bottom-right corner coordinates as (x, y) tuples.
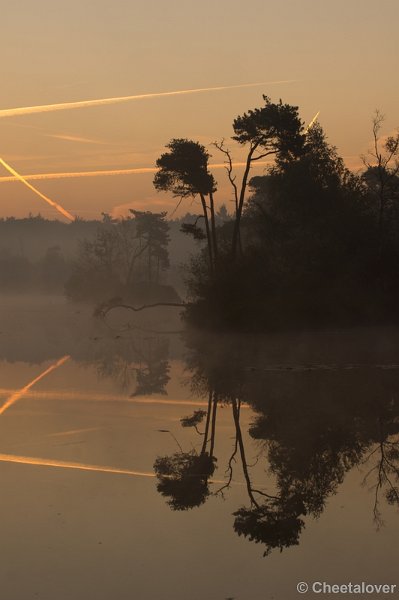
(361, 110), (399, 235)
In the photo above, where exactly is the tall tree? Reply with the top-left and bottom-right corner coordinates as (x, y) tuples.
(130, 210), (170, 284)
(215, 96), (305, 257)
(153, 139), (217, 272)
(361, 110), (399, 238)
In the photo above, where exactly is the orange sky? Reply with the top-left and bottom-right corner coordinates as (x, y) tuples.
(1, 0), (398, 220)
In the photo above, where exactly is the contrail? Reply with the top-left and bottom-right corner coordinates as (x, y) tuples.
(0, 157), (75, 221)
(0, 80), (297, 120)
(0, 355), (70, 416)
(0, 166), (157, 183)
(304, 111), (320, 134)
(45, 133), (104, 144)
(0, 161), (270, 184)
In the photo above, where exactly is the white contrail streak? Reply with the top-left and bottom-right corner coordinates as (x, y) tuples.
(0, 161), (270, 184)
(45, 133), (104, 144)
(0, 157), (75, 221)
(0, 80), (297, 119)
(304, 111), (320, 133)
(0, 166), (157, 183)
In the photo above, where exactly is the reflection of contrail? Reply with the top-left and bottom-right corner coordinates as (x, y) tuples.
(0, 453), (235, 485)
(47, 427), (101, 438)
(0, 387), (251, 409)
(0, 157), (74, 221)
(0, 453), (155, 478)
(0, 356), (70, 416)
(0, 161), (270, 184)
(0, 388), (211, 407)
(0, 81), (297, 119)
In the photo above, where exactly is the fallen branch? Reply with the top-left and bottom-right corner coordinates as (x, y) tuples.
(95, 301), (188, 318)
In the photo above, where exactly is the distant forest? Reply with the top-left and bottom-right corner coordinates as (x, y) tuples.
(0, 212), (224, 296)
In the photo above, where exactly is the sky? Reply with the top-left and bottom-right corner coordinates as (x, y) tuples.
(0, 0), (398, 221)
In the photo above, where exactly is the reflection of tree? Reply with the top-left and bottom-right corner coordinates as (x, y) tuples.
(153, 391), (217, 510)
(132, 337), (170, 396)
(154, 451), (216, 510)
(154, 331), (399, 556)
(362, 422), (399, 526)
(245, 372), (399, 551)
(234, 499), (305, 556)
(87, 332), (171, 397)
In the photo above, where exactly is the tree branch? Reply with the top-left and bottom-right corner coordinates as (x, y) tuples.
(213, 139), (239, 212)
(96, 301), (187, 318)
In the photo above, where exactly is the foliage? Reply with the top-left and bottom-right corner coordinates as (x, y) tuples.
(180, 409), (207, 428)
(154, 139), (216, 198)
(233, 500), (305, 556)
(232, 95), (305, 165)
(153, 451), (216, 510)
(184, 119), (399, 330)
(65, 211), (170, 301)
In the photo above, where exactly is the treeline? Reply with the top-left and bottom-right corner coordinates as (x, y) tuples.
(65, 210), (174, 303)
(0, 213), (211, 296)
(152, 96), (399, 329)
(0, 215), (99, 260)
(0, 245), (71, 292)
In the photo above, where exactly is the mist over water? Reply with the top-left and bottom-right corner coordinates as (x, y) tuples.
(0, 293), (398, 599)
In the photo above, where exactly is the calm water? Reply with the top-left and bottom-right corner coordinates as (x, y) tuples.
(0, 295), (398, 600)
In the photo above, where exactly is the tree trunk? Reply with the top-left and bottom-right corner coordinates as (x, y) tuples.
(209, 191), (218, 263)
(232, 398), (259, 508)
(201, 390), (213, 455)
(209, 392), (218, 458)
(200, 193), (214, 274)
(231, 145), (256, 260)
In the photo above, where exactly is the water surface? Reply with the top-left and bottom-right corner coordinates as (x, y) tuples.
(0, 296), (398, 600)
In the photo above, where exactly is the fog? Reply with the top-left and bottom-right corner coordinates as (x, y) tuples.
(0, 289), (398, 598)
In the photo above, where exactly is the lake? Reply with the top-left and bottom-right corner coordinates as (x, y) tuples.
(0, 295), (398, 600)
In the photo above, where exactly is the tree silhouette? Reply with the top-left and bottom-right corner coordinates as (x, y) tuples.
(154, 450), (216, 510)
(154, 139), (217, 271)
(233, 499), (305, 557)
(130, 210), (170, 284)
(153, 390), (218, 510)
(218, 96), (305, 257)
(361, 111), (399, 235)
